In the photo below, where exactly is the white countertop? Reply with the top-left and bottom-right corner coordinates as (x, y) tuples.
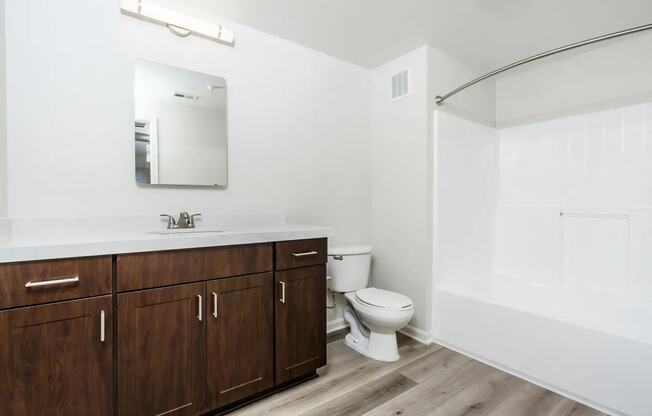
(0, 213), (332, 263)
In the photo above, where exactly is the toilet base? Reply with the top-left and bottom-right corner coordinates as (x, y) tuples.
(344, 331), (400, 362)
(343, 305), (400, 362)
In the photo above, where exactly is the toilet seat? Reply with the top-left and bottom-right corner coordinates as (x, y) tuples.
(355, 287), (412, 310)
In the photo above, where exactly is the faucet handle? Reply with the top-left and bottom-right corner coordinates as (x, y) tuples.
(189, 213), (202, 227)
(160, 214), (177, 229)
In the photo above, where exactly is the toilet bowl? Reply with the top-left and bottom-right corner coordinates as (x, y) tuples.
(343, 288), (414, 362)
(328, 246), (414, 362)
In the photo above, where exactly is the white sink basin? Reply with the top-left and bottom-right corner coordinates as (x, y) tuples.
(149, 229), (228, 235)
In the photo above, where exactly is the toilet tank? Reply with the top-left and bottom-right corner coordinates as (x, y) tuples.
(327, 245), (372, 293)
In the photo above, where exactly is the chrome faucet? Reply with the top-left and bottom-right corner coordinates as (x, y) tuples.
(160, 212), (202, 229)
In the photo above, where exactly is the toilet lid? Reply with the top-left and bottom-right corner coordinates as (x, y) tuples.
(355, 287), (413, 309)
(328, 245), (372, 256)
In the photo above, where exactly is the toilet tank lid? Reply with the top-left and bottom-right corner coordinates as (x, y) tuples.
(328, 245), (372, 256)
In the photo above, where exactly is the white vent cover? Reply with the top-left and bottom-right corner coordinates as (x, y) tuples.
(391, 69), (409, 99)
(174, 91), (199, 100)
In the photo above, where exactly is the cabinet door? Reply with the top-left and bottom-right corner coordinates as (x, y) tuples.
(206, 273), (273, 409)
(275, 265), (326, 384)
(118, 282), (206, 416)
(0, 296), (113, 416)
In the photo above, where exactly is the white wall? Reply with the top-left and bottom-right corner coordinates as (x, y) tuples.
(0, 0), (6, 217)
(496, 31), (652, 127)
(369, 46), (431, 333)
(429, 47), (496, 129)
(368, 45), (495, 337)
(4, 0), (370, 247)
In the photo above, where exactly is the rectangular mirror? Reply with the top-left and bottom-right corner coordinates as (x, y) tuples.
(134, 60), (228, 186)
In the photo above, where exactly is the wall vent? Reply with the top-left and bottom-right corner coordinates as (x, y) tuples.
(391, 69), (409, 100)
(174, 91), (199, 100)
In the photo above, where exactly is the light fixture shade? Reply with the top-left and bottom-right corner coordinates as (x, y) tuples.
(120, 0), (235, 46)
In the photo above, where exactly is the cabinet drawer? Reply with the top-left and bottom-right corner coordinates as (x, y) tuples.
(205, 243), (273, 279)
(275, 239), (327, 270)
(117, 243), (273, 291)
(0, 256), (112, 309)
(117, 248), (205, 292)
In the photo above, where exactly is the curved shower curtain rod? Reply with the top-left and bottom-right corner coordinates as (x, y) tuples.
(435, 23), (652, 106)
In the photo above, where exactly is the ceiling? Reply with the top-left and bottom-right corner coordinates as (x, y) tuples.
(173, 0), (652, 70)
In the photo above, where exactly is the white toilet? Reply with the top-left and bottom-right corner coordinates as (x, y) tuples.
(328, 245), (414, 362)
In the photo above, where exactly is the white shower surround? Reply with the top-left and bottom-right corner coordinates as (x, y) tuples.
(433, 103), (652, 416)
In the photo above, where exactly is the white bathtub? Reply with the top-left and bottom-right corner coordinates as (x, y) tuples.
(432, 280), (652, 416)
(433, 107), (652, 416)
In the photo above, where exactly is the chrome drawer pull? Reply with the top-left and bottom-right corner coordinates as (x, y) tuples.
(280, 281), (286, 304)
(212, 292), (218, 318)
(100, 310), (106, 343)
(25, 276), (80, 288)
(197, 294), (203, 322)
(291, 251), (318, 257)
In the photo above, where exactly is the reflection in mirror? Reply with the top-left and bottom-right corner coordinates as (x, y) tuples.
(134, 60), (228, 186)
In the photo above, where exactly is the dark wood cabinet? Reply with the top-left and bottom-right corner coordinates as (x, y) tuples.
(115, 239), (325, 415)
(206, 273), (274, 409)
(0, 256), (112, 310)
(0, 295), (113, 416)
(0, 238), (326, 416)
(274, 264), (327, 384)
(116, 243), (273, 292)
(117, 282), (206, 416)
(275, 238), (327, 270)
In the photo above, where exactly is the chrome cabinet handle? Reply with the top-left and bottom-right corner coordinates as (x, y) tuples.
(100, 310), (106, 343)
(25, 276), (79, 288)
(291, 251), (318, 257)
(280, 281), (286, 304)
(212, 292), (218, 318)
(197, 295), (203, 322)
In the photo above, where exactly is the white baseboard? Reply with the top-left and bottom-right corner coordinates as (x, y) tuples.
(327, 318), (348, 334)
(399, 324), (434, 345)
(431, 336), (622, 416)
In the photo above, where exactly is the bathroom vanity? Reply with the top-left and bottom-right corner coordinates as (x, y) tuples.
(0, 219), (329, 416)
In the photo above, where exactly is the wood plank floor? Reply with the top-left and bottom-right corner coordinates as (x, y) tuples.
(231, 333), (606, 416)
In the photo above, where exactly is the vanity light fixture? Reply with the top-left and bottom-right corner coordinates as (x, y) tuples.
(120, 0), (235, 46)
